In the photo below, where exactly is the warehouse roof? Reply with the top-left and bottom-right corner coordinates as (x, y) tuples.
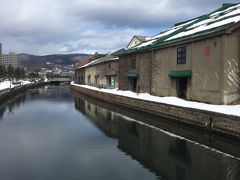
(77, 54), (119, 69)
(123, 3), (240, 55)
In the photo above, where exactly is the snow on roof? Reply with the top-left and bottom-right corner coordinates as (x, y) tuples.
(210, 4), (240, 17)
(135, 35), (148, 42)
(134, 39), (158, 48)
(127, 3), (240, 52)
(146, 19), (198, 41)
(75, 59), (89, 69)
(166, 15), (240, 41)
(79, 54), (119, 69)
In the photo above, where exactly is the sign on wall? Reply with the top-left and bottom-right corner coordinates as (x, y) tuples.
(204, 46), (211, 56)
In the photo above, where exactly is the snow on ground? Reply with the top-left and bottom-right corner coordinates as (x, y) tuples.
(19, 80), (32, 85)
(0, 80), (32, 91)
(0, 81), (15, 91)
(72, 83), (240, 117)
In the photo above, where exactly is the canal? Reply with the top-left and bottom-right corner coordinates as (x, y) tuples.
(0, 85), (239, 180)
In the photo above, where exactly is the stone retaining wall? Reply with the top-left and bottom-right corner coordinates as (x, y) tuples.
(0, 82), (48, 102)
(71, 84), (240, 139)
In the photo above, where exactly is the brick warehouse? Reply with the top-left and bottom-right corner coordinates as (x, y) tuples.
(118, 3), (240, 104)
(75, 53), (119, 89)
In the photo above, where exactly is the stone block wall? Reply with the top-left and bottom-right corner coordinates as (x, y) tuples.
(71, 84), (240, 139)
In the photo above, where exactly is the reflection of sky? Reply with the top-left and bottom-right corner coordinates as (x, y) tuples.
(0, 86), (156, 180)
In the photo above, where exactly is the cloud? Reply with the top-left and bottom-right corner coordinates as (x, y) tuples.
(0, 0), (239, 55)
(58, 28), (146, 54)
(67, 0), (240, 27)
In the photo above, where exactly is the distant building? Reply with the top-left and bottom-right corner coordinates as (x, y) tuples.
(75, 53), (119, 89)
(0, 43), (2, 65)
(61, 70), (75, 78)
(75, 59), (90, 84)
(126, 35), (148, 49)
(2, 52), (20, 68)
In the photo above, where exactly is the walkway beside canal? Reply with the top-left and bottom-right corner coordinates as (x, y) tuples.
(70, 83), (240, 139)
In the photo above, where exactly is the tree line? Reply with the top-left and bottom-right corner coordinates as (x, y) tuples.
(0, 64), (26, 79)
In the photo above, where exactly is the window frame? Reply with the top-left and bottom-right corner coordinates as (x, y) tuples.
(131, 57), (136, 69)
(177, 46), (186, 64)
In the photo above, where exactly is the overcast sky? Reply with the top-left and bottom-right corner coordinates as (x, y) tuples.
(0, 0), (239, 55)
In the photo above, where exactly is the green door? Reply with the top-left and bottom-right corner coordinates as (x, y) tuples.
(108, 76), (116, 89)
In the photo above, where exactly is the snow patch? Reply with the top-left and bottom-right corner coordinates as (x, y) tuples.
(0, 80), (32, 91)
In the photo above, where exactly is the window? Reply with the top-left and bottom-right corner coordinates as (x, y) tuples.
(177, 47), (186, 64)
(109, 63), (111, 69)
(131, 57), (136, 69)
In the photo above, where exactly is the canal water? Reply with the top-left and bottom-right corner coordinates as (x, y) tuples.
(0, 85), (239, 180)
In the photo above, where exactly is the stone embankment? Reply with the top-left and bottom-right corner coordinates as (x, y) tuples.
(71, 84), (240, 139)
(0, 82), (48, 102)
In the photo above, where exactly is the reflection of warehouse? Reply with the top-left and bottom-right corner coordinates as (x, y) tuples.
(117, 117), (240, 180)
(118, 4), (240, 104)
(74, 95), (119, 138)
(74, 94), (240, 180)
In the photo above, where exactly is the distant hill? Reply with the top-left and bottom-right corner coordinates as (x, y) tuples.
(19, 53), (91, 70)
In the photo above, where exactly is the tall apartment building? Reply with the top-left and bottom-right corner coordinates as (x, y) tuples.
(2, 52), (20, 68)
(0, 43), (2, 65)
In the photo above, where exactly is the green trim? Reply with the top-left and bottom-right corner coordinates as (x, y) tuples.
(120, 23), (231, 56)
(119, 3), (239, 56)
(169, 70), (192, 78)
(127, 72), (139, 78)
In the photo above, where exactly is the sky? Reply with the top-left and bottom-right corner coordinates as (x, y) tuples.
(0, 0), (239, 55)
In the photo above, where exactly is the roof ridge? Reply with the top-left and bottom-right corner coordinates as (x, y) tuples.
(152, 14), (210, 45)
(121, 3), (240, 56)
(174, 3), (239, 27)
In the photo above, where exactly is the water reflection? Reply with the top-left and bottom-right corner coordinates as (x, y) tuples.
(75, 97), (119, 138)
(0, 85), (157, 180)
(0, 85), (72, 119)
(0, 85), (239, 180)
(74, 92), (240, 180)
(0, 92), (27, 119)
